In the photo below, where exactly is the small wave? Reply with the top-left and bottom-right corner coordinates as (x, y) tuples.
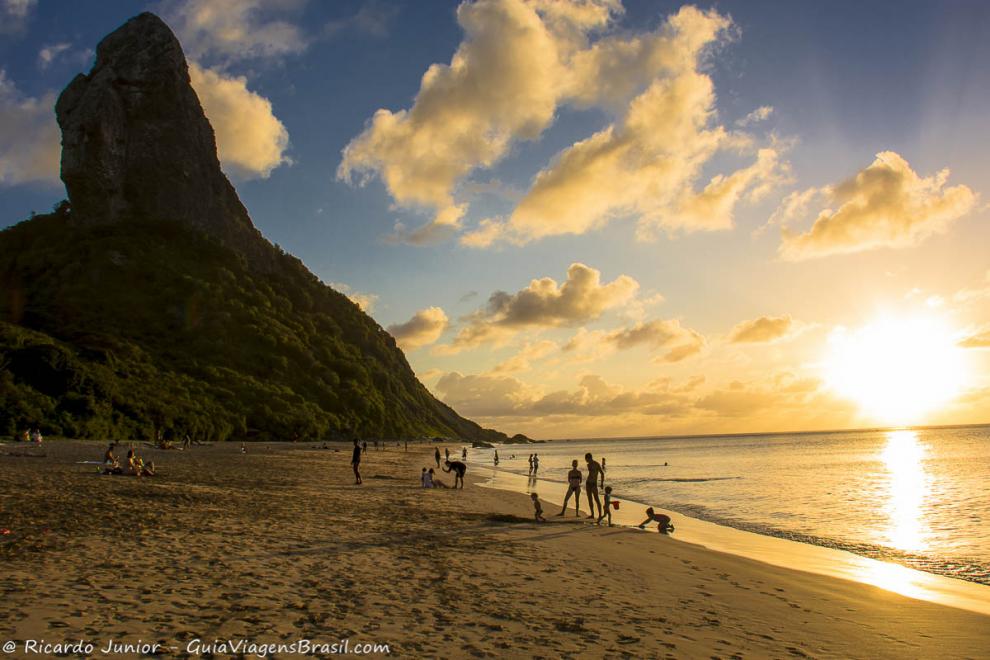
(618, 476), (740, 485)
(659, 502), (990, 587)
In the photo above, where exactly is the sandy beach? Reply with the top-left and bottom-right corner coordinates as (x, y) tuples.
(1, 441), (988, 659)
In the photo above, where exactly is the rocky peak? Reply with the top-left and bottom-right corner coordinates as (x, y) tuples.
(55, 12), (273, 267)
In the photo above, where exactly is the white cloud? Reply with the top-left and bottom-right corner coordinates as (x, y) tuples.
(0, 70), (60, 186)
(37, 43), (72, 70)
(324, 0), (399, 39)
(779, 151), (978, 260)
(188, 62), (292, 179)
(328, 281), (378, 313)
(163, 0), (308, 64)
(0, 0), (36, 33)
(387, 307), (449, 351)
(735, 105), (773, 127)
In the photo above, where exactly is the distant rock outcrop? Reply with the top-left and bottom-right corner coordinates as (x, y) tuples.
(55, 12), (272, 266)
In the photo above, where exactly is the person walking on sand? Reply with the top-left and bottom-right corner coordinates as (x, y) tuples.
(435, 447), (441, 468)
(351, 439), (363, 485)
(557, 460), (582, 517)
(597, 486), (614, 527)
(443, 459), (467, 488)
(585, 453), (604, 519)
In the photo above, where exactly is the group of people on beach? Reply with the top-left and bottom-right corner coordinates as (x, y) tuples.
(17, 428), (44, 444)
(102, 442), (156, 477)
(529, 452), (674, 534)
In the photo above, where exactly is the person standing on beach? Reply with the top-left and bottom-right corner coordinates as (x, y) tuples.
(528, 454), (534, 474)
(362, 440), (368, 454)
(601, 457), (606, 478)
(533, 454), (540, 474)
(443, 459), (467, 488)
(351, 439), (363, 485)
(462, 447), (467, 460)
(445, 447), (450, 461)
(557, 460), (582, 517)
(584, 453), (605, 519)
(494, 450), (499, 466)
(435, 447), (441, 468)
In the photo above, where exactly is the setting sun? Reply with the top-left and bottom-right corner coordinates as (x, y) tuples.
(824, 316), (969, 425)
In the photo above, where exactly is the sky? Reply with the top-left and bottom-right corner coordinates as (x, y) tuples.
(1, 0), (989, 439)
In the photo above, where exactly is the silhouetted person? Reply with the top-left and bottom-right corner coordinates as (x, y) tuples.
(494, 450), (499, 466)
(638, 507), (674, 534)
(585, 453), (604, 519)
(435, 447), (441, 468)
(362, 440), (367, 454)
(557, 460), (582, 517)
(443, 459), (466, 488)
(528, 454), (534, 474)
(351, 439), (363, 485)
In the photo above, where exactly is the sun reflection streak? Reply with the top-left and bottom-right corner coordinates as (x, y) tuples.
(880, 430), (930, 553)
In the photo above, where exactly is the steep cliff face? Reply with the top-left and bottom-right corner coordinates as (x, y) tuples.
(55, 13), (271, 266)
(0, 12), (518, 444)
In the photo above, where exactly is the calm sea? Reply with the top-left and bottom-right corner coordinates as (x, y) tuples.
(485, 425), (990, 586)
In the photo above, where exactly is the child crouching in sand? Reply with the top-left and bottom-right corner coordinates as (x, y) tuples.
(531, 493), (546, 522)
(638, 507), (674, 534)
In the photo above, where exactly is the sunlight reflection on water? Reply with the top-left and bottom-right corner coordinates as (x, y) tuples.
(881, 430), (931, 553)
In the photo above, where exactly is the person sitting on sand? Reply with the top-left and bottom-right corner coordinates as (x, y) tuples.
(351, 439), (363, 485)
(126, 447), (140, 475)
(585, 453), (604, 520)
(141, 460), (156, 477)
(638, 507), (674, 534)
(421, 467), (433, 488)
(531, 493), (546, 522)
(443, 459), (467, 489)
(557, 460), (582, 517)
(102, 443), (123, 475)
(597, 486), (614, 527)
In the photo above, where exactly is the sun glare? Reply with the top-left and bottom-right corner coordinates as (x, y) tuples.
(824, 316), (968, 425)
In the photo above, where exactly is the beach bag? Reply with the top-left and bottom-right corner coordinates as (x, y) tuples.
(612, 500), (620, 509)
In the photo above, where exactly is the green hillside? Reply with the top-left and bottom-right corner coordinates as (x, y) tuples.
(0, 203), (505, 443)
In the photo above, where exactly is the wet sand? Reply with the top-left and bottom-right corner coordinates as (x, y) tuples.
(1, 441), (988, 658)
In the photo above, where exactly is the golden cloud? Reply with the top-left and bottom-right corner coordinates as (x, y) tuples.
(779, 151), (978, 260)
(728, 314), (793, 343)
(188, 63), (292, 180)
(440, 262), (638, 352)
(387, 306), (449, 351)
(340, 2), (784, 246)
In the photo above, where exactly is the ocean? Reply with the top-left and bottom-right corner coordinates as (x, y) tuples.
(477, 425), (990, 586)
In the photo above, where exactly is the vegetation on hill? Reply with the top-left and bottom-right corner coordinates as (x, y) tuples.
(0, 204), (509, 443)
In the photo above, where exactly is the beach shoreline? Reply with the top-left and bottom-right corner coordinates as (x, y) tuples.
(2, 440), (988, 658)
